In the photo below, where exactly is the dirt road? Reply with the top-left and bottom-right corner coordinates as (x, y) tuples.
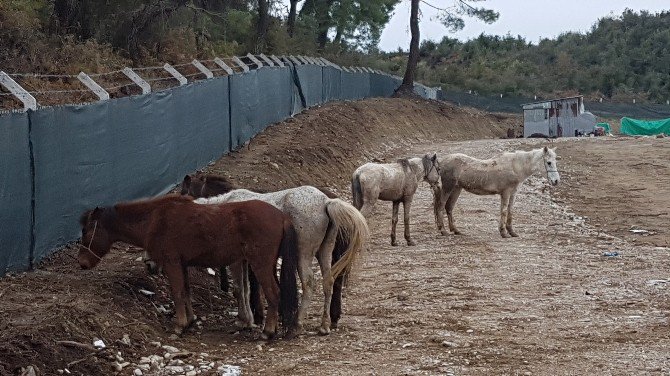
(1, 99), (669, 375)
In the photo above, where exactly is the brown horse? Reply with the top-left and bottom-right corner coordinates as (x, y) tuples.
(181, 174), (350, 332)
(78, 195), (299, 339)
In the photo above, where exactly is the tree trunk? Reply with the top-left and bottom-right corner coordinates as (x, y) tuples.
(256, 0), (270, 50)
(397, 0), (420, 94)
(288, 0), (299, 37)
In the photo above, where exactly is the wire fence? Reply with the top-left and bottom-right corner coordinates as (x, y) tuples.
(0, 54), (400, 112)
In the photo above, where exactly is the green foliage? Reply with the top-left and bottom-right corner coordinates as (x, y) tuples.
(410, 9), (670, 103)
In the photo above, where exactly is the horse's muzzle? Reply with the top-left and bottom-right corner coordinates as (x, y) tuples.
(551, 178), (560, 186)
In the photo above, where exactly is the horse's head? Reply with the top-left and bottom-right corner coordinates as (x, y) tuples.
(541, 146), (560, 186)
(180, 175), (205, 197)
(422, 153), (441, 186)
(181, 174), (235, 198)
(78, 207), (114, 269)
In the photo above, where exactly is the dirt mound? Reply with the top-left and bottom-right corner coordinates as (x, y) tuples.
(203, 98), (516, 195)
(0, 98), (518, 375)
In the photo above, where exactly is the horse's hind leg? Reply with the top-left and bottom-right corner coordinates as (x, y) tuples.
(330, 235), (345, 330)
(182, 266), (197, 326)
(316, 223), (337, 335)
(249, 267), (265, 325)
(231, 261), (254, 329)
(391, 201), (400, 246)
(402, 198), (416, 246)
(297, 249), (315, 334)
(248, 261), (280, 340)
(506, 190), (519, 237)
(446, 188), (462, 235)
(162, 262), (190, 334)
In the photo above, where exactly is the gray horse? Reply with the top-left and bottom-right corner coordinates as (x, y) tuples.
(434, 146), (560, 238)
(351, 153), (440, 246)
(195, 186), (369, 335)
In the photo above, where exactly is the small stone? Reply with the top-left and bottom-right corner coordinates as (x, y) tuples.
(121, 334), (131, 346)
(441, 341), (458, 348)
(186, 371), (197, 376)
(466, 329), (474, 333)
(139, 357), (151, 365)
(150, 341), (162, 347)
(162, 345), (180, 353)
(138, 364), (150, 371)
(165, 365), (184, 373)
(133, 369), (143, 376)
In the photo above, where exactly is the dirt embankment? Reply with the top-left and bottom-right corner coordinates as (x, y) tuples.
(0, 98), (517, 375)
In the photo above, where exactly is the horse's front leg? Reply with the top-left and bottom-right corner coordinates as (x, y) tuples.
(403, 198), (416, 246)
(499, 191), (512, 238)
(182, 265), (197, 326)
(162, 262), (190, 334)
(433, 185), (449, 236)
(506, 190), (519, 237)
(446, 187), (463, 235)
(391, 201), (400, 246)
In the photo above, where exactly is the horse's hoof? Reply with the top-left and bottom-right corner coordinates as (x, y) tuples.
(406, 240), (416, 246)
(330, 321), (338, 330)
(391, 240), (398, 247)
(440, 230), (449, 236)
(284, 328), (299, 339)
(500, 233), (510, 238)
(261, 331), (276, 341)
(318, 327), (331, 336)
(509, 231), (519, 238)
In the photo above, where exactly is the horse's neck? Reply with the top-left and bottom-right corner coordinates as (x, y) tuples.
(407, 158), (424, 182)
(112, 202), (155, 246)
(518, 150), (543, 178)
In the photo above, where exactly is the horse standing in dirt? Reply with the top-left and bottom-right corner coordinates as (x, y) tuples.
(191, 180), (369, 335)
(434, 146), (560, 238)
(78, 195), (300, 339)
(351, 153), (440, 246)
(181, 174), (351, 331)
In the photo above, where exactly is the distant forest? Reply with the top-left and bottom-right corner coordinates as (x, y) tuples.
(397, 9), (670, 103)
(1, 2), (668, 103)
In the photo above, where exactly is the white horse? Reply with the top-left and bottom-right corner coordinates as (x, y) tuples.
(434, 146), (560, 238)
(195, 186), (369, 335)
(351, 154), (440, 246)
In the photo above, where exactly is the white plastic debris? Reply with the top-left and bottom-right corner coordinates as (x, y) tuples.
(207, 268), (216, 276)
(93, 339), (106, 349)
(139, 289), (155, 296)
(218, 365), (242, 376)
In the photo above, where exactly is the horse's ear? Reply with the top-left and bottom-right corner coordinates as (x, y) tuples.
(79, 210), (92, 226)
(182, 175), (191, 185)
(90, 207), (103, 220)
(543, 146), (549, 154)
(431, 153), (437, 162)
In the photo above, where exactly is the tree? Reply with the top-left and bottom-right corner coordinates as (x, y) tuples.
(397, 0), (498, 95)
(299, 0), (399, 50)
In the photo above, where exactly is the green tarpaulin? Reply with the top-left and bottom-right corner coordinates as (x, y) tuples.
(597, 122), (611, 134)
(620, 117), (670, 136)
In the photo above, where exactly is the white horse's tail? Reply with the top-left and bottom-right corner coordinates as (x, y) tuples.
(351, 173), (363, 210)
(326, 199), (370, 279)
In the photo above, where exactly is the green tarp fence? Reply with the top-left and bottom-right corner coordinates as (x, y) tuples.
(620, 117), (670, 136)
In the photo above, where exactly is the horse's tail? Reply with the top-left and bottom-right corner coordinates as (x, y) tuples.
(326, 199), (370, 279)
(278, 218), (299, 335)
(351, 172), (363, 210)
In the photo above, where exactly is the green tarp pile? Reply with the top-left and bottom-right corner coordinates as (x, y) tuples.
(620, 117), (670, 136)
(596, 122), (611, 134)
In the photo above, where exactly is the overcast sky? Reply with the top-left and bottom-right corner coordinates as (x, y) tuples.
(379, 0), (670, 51)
